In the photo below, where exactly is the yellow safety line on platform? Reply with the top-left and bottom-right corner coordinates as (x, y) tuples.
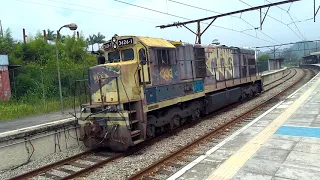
(206, 76), (320, 180)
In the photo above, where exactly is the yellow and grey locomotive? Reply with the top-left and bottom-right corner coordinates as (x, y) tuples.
(78, 35), (262, 151)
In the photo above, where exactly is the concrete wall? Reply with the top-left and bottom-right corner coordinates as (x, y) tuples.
(261, 67), (289, 86)
(0, 120), (81, 171)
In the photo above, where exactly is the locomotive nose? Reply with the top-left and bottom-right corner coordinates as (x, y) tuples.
(84, 122), (103, 137)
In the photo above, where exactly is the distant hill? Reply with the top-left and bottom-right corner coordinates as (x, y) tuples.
(258, 41), (320, 65)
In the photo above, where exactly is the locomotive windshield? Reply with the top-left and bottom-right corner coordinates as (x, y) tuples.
(108, 51), (120, 63)
(107, 48), (135, 63)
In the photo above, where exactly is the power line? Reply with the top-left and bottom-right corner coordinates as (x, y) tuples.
(287, 17), (313, 25)
(168, 0), (281, 44)
(255, 39), (320, 48)
(114, 0), (276, 44)
(239, 0), (304, 41)
(265, 0), (305, 40)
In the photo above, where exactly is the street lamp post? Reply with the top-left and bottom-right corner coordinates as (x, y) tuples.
(55, 23), (78, 114)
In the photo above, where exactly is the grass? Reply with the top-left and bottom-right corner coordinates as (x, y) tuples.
(0, 96), (85, 121)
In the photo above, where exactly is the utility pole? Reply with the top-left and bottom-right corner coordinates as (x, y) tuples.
(23, 28), (27, 43)
(0, 20), (3, 38)
(43, 30), (47, 41)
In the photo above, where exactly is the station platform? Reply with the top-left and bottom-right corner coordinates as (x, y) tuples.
(168, 70), (320, 180)
(0, 109), (75, 136)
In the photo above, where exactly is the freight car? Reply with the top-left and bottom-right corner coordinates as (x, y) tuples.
(78, 35), (263, 151)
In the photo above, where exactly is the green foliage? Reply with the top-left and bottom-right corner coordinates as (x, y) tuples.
(257, 54), (270, 62)
(0, 29), (99, 120)
(86, 32), (106, 51)
(0, 28), (15, 54)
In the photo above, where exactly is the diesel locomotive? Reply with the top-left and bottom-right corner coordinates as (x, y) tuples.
(77, 35), (263, 151)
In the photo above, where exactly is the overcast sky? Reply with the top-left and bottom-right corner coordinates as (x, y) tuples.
(0, 0), (318, 50)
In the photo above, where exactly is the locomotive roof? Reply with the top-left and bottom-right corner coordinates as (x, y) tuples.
(103, 35), (255, 53)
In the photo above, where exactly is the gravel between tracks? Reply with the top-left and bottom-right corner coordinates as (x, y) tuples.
(0, 68), (309, 180)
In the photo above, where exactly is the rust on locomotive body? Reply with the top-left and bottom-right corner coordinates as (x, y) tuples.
(76, 34), (263, 151)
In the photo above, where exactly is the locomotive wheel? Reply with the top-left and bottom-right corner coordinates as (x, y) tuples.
(249, 90), (254, 98)
(172, 115), (181, 128)
(192, 109), (201, 120)
(146, 124), (155, 138)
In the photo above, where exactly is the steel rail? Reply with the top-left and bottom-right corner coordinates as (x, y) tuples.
(263, 68), (297, 91)
(128, 68), (308, 180)
(9, 150), (94, 180)
(60, 153), (125, 180)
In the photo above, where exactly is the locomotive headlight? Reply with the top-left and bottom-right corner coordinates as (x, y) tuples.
(112, 37), (117, 43)
(113, 44), (117, 49)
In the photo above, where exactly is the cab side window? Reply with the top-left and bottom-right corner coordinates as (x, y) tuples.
(139, 48), (147, 65)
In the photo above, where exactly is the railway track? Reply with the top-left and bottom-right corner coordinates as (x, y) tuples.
(9, 68), (309, 180)
(263, 68), (297, 91)
(9, 149), (123, 180)
(128, 68), (314, 180)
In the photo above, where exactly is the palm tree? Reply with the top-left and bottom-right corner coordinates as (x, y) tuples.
(46, 29), (56, 42)
(86, 35), (95, 52)
(94, 32), (105, 44)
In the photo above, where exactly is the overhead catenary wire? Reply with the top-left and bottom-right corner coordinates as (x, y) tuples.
(168, 0), (282, 44)
(239, 0), (304, 41)
(114, 0), (276, 44)
(265, 0), (305, 40)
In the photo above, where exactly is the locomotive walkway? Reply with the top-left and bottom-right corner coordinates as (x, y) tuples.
(166, 66), (320, 180)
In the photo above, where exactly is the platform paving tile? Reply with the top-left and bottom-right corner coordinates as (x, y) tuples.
(286, 116), (317, 123)
(177, 162), (218, 180)
(283, 121), (312, 126)
(251, 120), (273, 127)
(251, 147), (290, 162)
(232, 170), (273, 180)
(271, 177), (292, 180)
(271, 134), (301, 142)
(295, 109), (319, 115)
(206, 149), (237, 162)
(240, 157), (282, 176)
(262, 113), (282, 120)
(310, 122), (320, 127)
(299, 137), (320, 144)
(293, 141), (320, 154)
(216, 134), (254, 150)
(284, 151), (320, 169)
(275, 165), (320, 180)
(262, 138), (297, 151)
(236, 126), (266, 136)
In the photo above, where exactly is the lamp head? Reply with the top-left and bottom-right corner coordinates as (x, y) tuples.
(64, 23), (78, 31)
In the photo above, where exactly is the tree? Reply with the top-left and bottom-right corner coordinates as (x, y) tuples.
(0, 28), (15, 54)
(257, 54), (270, 62)
(86, 33), (106, 52)
(86, 35), (95, 52)
(46, 29), (56, 42)
(94, 32), (105, 44)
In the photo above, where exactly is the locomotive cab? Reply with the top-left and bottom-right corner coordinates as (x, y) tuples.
(78, 35), (152, 151)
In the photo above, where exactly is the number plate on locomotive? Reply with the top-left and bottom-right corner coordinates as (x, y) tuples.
(118, 38), (133, 47)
